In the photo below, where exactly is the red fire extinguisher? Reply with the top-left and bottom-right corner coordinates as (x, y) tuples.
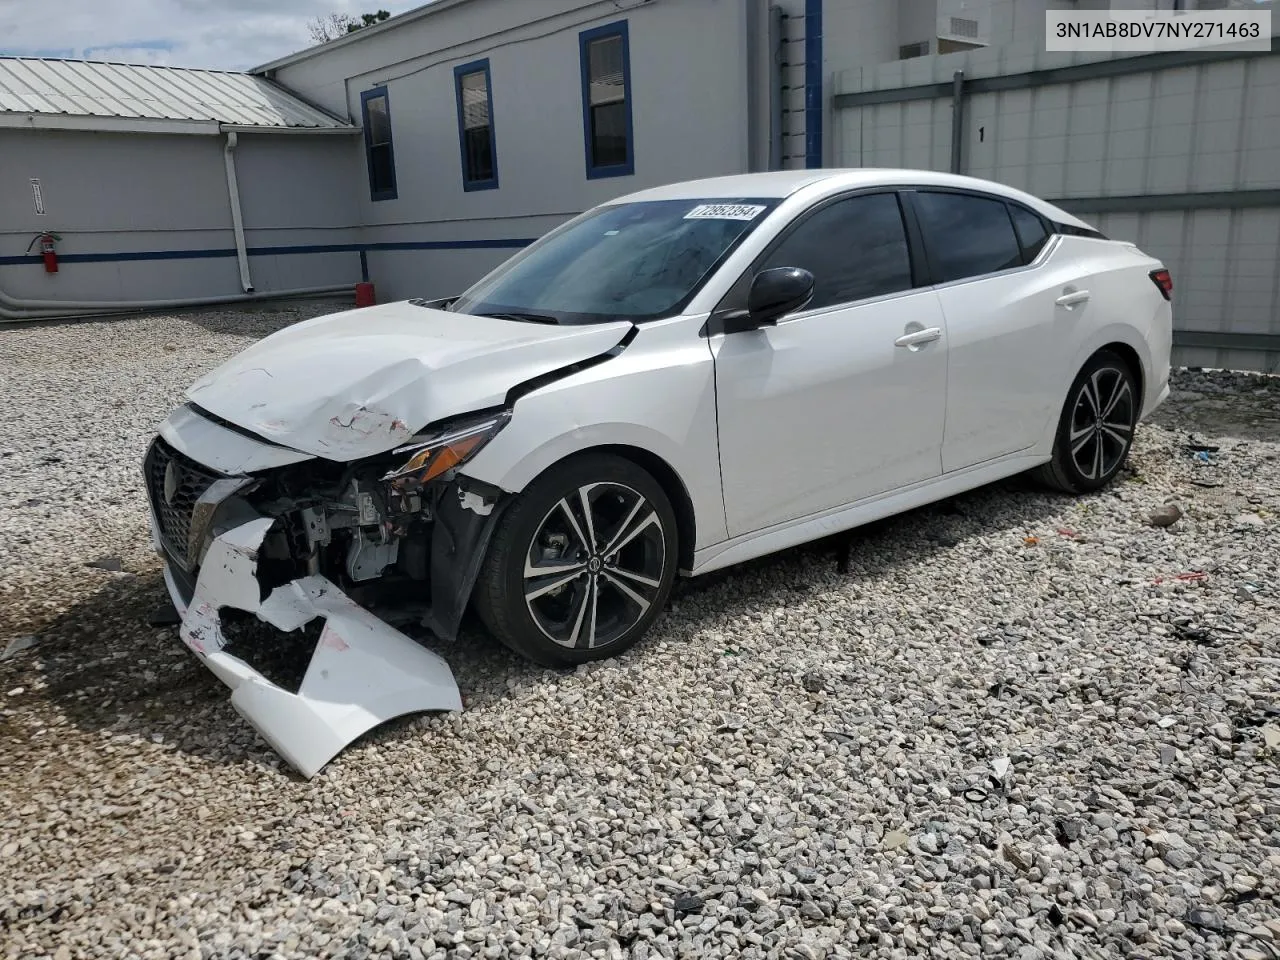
(26, 231), (61, 273)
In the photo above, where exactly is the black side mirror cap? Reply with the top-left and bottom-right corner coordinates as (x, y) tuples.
(745, 267), (815, 327)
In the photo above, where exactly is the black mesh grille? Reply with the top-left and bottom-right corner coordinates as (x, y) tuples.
(144, 437), (224, 567)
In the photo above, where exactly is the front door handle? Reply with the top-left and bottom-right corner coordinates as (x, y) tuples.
(894, 327), (943, 349)
(1056, 290), (1091, 308)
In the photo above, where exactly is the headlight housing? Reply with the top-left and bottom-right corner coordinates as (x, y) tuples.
(383, 412), (510, 490)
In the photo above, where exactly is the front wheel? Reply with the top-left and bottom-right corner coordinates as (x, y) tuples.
(473, 453), (679, 667)
(1034, 349), (1139, 494)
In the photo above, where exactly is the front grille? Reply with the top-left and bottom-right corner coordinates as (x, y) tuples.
(144, 437), (225, 568)
(165, 549), (198, 607)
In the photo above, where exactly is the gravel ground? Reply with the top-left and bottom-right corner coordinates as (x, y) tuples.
(1, 306), (1278, 960)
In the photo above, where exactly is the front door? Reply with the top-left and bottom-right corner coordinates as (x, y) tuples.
(710, 191), (949, 539)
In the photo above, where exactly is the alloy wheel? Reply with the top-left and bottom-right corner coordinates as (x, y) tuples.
(522, 482), (667, 649)
(1068, 365), (1135, 481)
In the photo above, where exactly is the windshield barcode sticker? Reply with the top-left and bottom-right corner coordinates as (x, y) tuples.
(684, 204), (767, 221)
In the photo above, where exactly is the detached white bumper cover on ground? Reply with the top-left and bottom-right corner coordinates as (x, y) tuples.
(157, 516), (462, 778)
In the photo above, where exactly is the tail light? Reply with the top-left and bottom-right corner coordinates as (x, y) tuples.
(1150, 269), (1173, 300)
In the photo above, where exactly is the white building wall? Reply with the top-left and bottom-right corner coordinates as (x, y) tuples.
(0, 130), (361, 307)
(267, 0), (766, 303)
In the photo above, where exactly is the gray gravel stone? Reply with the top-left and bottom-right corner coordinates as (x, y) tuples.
(1, 314), (1278, 960)
(1149, 503), (1184, 528)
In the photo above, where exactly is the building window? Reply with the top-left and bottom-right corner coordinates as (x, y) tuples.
(899, 41), (930, 59)
(360, 87), (397, 201)
(579, 20), (634, 179)
(453, 59), (498, 191)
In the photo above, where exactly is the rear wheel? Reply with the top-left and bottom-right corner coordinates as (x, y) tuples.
(473, 453), (679, 666)
(1035, 350), (1139, 494)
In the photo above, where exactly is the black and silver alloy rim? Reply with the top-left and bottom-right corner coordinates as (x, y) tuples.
(1070, 366), (1135, 480)
(523, 482), (666, 649)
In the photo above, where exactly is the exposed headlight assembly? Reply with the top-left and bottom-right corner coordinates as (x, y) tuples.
(383, 412), (510, 490)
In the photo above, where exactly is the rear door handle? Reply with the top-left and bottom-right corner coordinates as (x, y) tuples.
(1056, 290), (1091, 307)
(894, 327), (943, 348)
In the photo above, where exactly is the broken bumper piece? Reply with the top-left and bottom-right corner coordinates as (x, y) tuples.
(161, 516), (463, 779)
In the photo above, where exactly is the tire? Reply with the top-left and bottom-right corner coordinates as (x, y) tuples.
(1034, 349), (1140, 494)
(473, 453), (679, 667)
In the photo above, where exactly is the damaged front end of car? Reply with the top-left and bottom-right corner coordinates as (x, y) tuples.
(142, 407), (512, 778)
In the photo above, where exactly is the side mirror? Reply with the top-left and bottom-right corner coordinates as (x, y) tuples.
(745, 267), (815, 327)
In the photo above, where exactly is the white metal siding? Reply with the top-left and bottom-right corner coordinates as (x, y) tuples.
(832, 37), (1280, 372)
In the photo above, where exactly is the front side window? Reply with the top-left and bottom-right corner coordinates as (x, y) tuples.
(579, 21), (633, 178)
(450, 198), (779, 324)
(913, 191), (1022, 283)
(361, 87), (397, 201)
(454, 59), (498, 190)
(759, 192), (914, 311)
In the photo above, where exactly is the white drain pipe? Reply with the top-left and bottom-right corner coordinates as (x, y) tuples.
(223, 130), (254, 293)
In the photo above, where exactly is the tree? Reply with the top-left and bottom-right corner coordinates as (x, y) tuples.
(306, 10), (392, 44)
(348, 10), (392, 32)
(307, 13), (355, 43)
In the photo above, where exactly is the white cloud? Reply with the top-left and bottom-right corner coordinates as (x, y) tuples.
(0, 0), (426, 71)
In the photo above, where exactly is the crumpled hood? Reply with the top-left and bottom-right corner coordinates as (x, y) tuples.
(186, 301), (632, 461)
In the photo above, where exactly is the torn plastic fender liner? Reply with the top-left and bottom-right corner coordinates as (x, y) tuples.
(420, 476), (509, 644)
(168, 516), (462, 779)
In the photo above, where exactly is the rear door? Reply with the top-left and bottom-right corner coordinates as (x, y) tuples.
(906, 189), (1084, 472)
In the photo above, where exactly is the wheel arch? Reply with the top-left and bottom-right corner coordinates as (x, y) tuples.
(1097, 340), (1145, 405)
(1036, 327), (1153, 451)
(520, 444), (698, 573)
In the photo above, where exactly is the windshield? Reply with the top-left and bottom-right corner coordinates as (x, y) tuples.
(449, 198), (780, 324)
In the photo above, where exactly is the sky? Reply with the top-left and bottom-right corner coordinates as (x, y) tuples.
(0, 0), (427, 72)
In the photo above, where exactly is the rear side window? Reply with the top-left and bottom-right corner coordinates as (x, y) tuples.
(914, 191), (1021, 283)
(1008, 204), (1050, 263)
(760, 192), (913, 310)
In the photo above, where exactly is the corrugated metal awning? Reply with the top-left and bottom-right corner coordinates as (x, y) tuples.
(0, 57), (355, 134)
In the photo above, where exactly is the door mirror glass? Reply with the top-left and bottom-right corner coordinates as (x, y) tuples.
(746, 267), (814, 326)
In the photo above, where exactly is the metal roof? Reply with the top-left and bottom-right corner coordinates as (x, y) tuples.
(0, 58), (354, 134)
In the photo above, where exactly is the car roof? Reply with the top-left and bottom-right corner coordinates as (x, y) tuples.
(609, 169), (1095, 231)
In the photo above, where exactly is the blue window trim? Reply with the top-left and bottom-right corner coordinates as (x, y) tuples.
(453, 58), (499, 192)
(803, 0), (823, 169)
(578, 20), (635, 180)
(360, 86), (398, 202)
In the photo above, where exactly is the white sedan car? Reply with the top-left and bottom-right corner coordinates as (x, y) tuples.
(145, 169), (1172, 776)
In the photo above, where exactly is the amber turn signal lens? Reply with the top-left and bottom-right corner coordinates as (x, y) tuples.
(416, 433), (487, 484)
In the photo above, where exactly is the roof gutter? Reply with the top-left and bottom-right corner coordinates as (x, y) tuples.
(218, 123), (360, 135)
(0, 114), (358, 136)
(0, 113), (220, 135)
